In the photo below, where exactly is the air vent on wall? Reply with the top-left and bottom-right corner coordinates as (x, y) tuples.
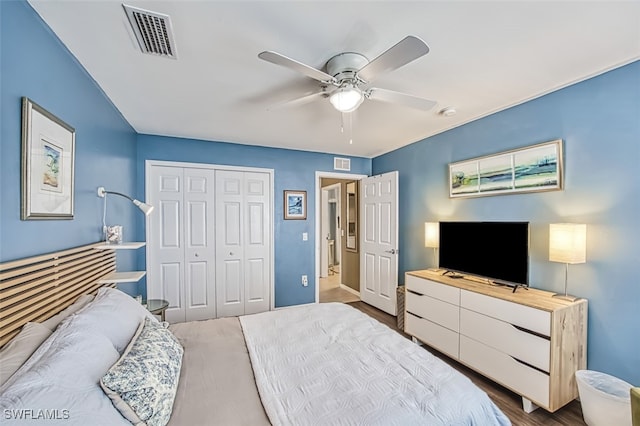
(123, 4), (177, 59)
(334, 157), (351, 171)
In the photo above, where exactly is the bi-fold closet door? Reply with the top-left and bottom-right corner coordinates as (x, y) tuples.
(215, 170), (271, 317)
(147, 164), (272, 324)
(148, 166), (216, 323)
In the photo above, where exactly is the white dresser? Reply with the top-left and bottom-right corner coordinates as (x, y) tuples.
(404, 270), (587, 413)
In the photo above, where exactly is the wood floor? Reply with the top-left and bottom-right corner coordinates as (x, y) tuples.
(319, 269), (360, 304)
(347, 301), (586, 426)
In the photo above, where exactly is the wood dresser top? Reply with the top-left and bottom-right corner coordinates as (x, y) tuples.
(405, 269), (587, 312)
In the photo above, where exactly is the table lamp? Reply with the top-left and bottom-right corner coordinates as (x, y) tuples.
(549, 223), (586, 301)
(424, 222), (439, 271)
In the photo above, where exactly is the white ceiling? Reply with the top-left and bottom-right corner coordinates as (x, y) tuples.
(28, 1), (640, 158)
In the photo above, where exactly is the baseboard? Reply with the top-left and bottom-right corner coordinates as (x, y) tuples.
(274, 302), (317, 311)
(339, 284), (360, 297)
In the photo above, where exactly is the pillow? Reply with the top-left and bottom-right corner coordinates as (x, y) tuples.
(0, 314), (129, 425)
(72, 287), (157, 353)
(0, 322), (52, 387)
(101, 317), (184, 426)
(41, 293), (95, 331)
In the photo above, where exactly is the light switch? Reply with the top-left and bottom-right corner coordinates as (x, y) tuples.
(302, 232), (308, 241)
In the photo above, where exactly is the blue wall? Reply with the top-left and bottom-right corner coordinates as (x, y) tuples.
(3, 0), (639, 389)
(136, 135), (370, 307)
(0, 2), (138, 274)
(372, 61), (640, 385)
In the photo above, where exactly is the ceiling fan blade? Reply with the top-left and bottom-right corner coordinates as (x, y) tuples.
(367, 88), (437, 111)
(270, 91), (326, 110)
(259, 51), (336, 84)
(357, 36), (430, 83)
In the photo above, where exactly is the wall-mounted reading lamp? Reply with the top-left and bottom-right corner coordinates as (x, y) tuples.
(97, 187), (153, 243)
(424, 222), (439, 271)
(97, 187), (154, 216)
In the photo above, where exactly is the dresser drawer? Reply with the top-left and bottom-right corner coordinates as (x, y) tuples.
(461, 289), (551, 337)
(406, 275), (460, 305)
(460, 308), (550, 372)
(460, 335), (550, 408)
(406, 291), (459, 332)
(405, 312), (459, 359)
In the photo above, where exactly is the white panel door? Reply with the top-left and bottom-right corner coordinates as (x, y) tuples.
(216, 170), (245, 317)
(216, 170), (271, 317)
(149, 166), (216, 323)
(360, 171), (398, 315)
(243, 172), (271, 315)
(148, 166), (186, 323)
(183, 168), (216, 321)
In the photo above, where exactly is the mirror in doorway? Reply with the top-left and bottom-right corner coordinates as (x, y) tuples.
(346, 181), (358, 252)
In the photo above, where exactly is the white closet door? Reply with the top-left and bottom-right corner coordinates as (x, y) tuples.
(215, 170), (245, 317)
(215, 170), (271, 317)
(183, 168), (216, 321)
(148, 166), (186, 323)
(243, 172), (271, 315)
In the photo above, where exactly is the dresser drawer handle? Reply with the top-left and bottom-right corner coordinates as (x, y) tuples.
(511, 324), (550, 341)
(510, 356), (550, 375)
(406, 311), (424, 320)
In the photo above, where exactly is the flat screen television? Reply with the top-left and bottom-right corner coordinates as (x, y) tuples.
(439, 221), (529, 287)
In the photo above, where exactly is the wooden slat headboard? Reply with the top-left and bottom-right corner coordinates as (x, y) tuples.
(0, 242), (116, 346)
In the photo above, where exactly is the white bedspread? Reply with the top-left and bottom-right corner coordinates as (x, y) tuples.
(240, 303), (511, 426)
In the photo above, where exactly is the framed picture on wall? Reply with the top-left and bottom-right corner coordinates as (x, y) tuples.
(284, 190), (306, 220)
(21, 97), (76, 220)
(449, 139), (563, 198)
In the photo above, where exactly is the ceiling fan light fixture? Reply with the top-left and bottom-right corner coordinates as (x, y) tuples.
(329, 85), (364, 113)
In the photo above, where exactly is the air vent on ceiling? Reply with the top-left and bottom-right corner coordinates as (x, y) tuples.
(123, 4), (177, 59)
(334, 157), (351, 171)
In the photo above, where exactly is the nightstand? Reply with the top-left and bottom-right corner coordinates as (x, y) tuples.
(146, 299), (169, 322)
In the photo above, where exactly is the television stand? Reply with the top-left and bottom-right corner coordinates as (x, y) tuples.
(403, 269), (587, 413)
(490, 280), (529, 293)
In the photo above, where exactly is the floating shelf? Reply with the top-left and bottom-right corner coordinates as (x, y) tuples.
(97, 271), (146, 284)
(94, 242), (146, 250)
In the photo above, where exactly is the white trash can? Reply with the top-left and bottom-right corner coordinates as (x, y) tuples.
(576, 370), (633, 426)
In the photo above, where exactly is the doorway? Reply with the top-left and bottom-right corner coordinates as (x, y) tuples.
(320, 183), (341, 279)
(315, 171), (366, 304)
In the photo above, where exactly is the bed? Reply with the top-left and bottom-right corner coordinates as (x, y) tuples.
(0, 244), (511, 425)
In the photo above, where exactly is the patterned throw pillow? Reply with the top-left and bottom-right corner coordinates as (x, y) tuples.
(100, 317), (184, 426)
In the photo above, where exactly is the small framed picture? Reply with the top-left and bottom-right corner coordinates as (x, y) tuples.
(284, 190), (306, 220)
(21, 97), (76, 220)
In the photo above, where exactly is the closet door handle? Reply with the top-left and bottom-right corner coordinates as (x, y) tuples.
(229, 252), (234, 256)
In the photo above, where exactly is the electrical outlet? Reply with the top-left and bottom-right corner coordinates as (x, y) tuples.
(301, 275), (308, 286)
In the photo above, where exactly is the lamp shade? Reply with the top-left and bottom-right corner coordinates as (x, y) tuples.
(424, 222), (439, 248)
(549, 223), (586, 264)
(329, 86), (364, 113)
(133, 199), (154, 216)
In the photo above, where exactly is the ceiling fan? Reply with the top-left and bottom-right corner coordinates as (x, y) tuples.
(258, 36), (437, 114)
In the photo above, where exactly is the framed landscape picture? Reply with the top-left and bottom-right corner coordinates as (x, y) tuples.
(449, 139), (563, 198)
(21, 97), (76, 219)
(284, 190), (306, 220)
